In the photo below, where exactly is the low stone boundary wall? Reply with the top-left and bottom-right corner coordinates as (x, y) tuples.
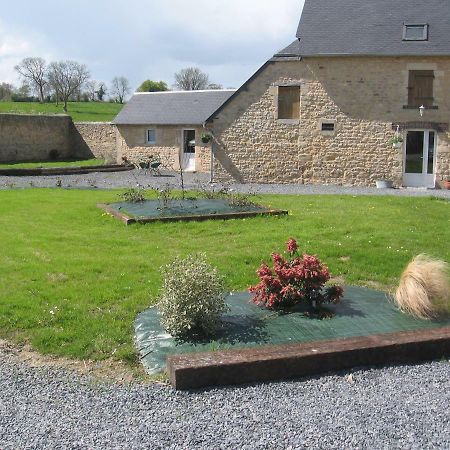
(0, 114), (73, 162)
(0, 114), (118, 164)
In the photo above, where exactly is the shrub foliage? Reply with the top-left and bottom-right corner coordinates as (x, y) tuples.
(249, 238), (344, 309)
(158, 254), (227, 337)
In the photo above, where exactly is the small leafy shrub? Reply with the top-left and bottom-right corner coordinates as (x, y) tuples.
(249, 238), (344, 310)
(226, 191), (260, 208)
(48, 149), (59, 160)
(154, 184), (174, 210)
(201, 133), (212, 144)
(121, 188), (146, 203)
(158, 254), (227, 337)
(196, 182), (229, 200)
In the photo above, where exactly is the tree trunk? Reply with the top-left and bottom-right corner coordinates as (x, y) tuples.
(63, 99), (68, 112)
(39, 86), (45, 103)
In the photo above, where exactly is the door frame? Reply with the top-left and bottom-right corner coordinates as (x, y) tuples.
(180, 129), (196, 172)
(402, 129), (437, 188)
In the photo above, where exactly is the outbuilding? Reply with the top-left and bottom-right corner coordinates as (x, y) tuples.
(113, 89), (235, 173)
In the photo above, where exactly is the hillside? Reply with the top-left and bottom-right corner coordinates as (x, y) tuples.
(0, 101), (123, 122)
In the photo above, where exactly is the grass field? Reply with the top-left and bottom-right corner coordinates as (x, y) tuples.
(0, 101), (123, 122)
(0, 159), (105, 169)
(0, 189), (448, 366)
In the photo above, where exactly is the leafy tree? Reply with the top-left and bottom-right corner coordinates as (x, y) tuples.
(14, 57), (48, 103)
(137, 80), (169, 92)
(47, 60), (90, 112)
(207, 83), (223, 90)
(111, 76), (130, 103)
(174, 67), (210, 90)
(96, 82), (107, 101)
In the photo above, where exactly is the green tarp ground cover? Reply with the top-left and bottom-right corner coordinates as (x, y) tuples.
(109, 199), (268, 219)
(135, 286), (450, 375)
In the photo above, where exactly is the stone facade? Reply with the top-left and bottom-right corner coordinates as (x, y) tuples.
(116, 124), (211, 172)
(72, 122), (117, 163)
(210, 56), (450, 187)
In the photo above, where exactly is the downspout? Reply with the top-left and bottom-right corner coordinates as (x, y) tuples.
(203, 122), (214, 183)
(209, 138), (214, 184)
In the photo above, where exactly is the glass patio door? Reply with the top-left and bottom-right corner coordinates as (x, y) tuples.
(403, 130), (436, 188)
(182, 129), (196, 172)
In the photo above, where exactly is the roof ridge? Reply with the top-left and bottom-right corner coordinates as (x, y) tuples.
(134, 89), (236, 95)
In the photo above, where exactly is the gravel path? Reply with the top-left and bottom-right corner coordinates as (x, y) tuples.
(1, 346), (449, 449)
(1, 169), (450, 198)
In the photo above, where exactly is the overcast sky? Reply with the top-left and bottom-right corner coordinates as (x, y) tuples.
(0, 0), (304, 93)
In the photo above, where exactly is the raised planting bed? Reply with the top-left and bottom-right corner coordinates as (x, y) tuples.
(134, 286), (450, 389)
(98, 199), (288, 224)
(0, 164), (134, 176)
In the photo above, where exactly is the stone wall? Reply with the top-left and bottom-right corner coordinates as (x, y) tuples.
(116, 124), (211, 172)
(0, 114), (73, 162)
(72, 122), (117, 163)
(210, 56), (450, 186)
(0, 115), (118, 164)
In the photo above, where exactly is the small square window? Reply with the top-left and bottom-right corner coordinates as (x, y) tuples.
(147, 129), (156, 144)
(403, 24), (428, 41)
(321, 122), (335, 132)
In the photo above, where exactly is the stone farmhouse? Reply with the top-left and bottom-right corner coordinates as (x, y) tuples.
(113, 90), (235, 173)
(204, 0), (450, 187)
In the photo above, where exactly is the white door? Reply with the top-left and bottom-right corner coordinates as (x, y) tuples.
(403, 130), (436, 188)
(182, 130), (196, 172)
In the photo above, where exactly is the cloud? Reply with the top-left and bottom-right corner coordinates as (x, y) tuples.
(0, 21), (53, 84)
(0, 0), (304, 90)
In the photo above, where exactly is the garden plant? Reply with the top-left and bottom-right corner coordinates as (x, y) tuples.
(0, 190), (448, 365)
(249, 238), (344, 310)
(158, 254), (227, 338)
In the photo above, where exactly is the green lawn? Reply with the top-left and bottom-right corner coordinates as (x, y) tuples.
(0, 101), (123, 122)
(0, 189), (448, 366)
(0, 159), (105, 169)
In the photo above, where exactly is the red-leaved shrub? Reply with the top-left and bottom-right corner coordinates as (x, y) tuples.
(249, 238), (344, 309)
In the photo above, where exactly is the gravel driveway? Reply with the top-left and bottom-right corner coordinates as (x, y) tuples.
(1, 169), (450, 198)
(1, 346), (449, 449)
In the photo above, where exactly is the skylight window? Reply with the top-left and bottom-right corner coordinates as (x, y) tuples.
(403, 24), (428, 41)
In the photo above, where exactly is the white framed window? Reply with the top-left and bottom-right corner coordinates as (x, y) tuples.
(403, 24), (428, 41)
(147, 129), (156, 144)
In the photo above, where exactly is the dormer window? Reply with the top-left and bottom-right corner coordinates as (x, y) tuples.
(403, 24), (428, 41)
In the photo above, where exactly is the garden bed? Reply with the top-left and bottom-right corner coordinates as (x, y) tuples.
(0, 164), (133, 176)
(135, 286), (450, 388)
(98, 199), (288, 224)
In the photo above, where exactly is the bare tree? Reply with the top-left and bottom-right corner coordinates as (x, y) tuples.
(85, 80), (98, 101)
(111, 76), (130, 104)
(14, 57), (48, 103)
(0, 83), (15, 101)
(47, 60), (90, 112)
(174, 67), (209, 90)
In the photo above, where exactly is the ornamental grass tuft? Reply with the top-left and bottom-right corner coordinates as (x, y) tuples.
(395, 254), (450, 319)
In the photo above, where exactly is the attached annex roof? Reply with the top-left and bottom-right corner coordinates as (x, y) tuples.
(113, 90), (236, 125)
(274, 0), (450, 58)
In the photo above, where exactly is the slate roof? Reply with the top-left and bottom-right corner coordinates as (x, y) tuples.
(113, 90), (236, 125)
(274, 0), (450, 58)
